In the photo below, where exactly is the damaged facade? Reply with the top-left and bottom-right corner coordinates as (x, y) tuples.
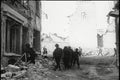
(41, 33), (70, 56)
(1, 0), (41, 66)
(108, 1), (119, 67)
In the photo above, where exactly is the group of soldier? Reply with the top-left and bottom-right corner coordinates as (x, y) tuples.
(53, 44), (82, 71)
(22, 43), (82, 71)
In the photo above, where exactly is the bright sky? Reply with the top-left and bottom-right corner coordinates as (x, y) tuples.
(41, 1), (115, 48)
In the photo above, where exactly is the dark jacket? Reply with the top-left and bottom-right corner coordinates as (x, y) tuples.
(25, 48), (37, 58)
(73, 51), (80, 59)
(53, 48), (63, 59)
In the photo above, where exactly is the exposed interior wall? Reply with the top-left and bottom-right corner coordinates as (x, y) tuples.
(1, 1), (41, 66)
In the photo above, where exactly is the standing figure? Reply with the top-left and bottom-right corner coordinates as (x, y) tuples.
(43, 47), (48, 58)
(63, 46), (70, 70)
(53, 44), (63, 71)
(113, 48), (117, 57)
(68, 46), (73, 68)
(98, 48), (103, 56)
(73, 48), (80, 68)
(24, 43), (37, 64)
(79, 47), (82, 57)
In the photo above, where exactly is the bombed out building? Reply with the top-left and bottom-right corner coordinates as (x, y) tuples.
(1, 0), (41, 66)
(108, 1), (119, 67)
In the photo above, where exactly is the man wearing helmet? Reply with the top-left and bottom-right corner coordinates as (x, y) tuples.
(53, 44), (63, 71)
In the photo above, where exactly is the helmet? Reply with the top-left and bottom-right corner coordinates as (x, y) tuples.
(55, 44), (59, 47)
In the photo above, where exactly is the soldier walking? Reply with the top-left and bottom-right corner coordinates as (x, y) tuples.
(63, 46), (70, 70)
(73, 48), (80, 68)
(53, 44), (63, 71)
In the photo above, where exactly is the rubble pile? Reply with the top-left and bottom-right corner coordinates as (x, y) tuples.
(1, 56), (55, 80)
(24, 56), (55, 80)
(36, 56), (55, 69)
(26, 63), (50, 80)
(1, 64), (27, 80)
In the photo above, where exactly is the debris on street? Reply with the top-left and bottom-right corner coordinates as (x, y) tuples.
(1, 55), (54, 80)
(1, 55), (119, 80)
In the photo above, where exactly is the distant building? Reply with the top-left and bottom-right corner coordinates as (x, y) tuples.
(41, 33), (70, 56)
(108, 0), (119, 67)
(97, 34), (103, 48)
(97, 28), (116, 49)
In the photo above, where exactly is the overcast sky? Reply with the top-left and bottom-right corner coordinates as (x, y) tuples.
(41, 1), (115, 48)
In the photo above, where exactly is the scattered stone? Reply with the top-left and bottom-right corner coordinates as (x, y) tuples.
(1, 72), (13, 78)
(13, 70), (27, 79)
(82, 70), (89, 75)
(7, 65), (20, 72)
(1, 56), (55, 80)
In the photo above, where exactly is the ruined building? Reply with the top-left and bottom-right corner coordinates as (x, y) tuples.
(108, 1), (119, 67)
(1, 0), (41, 66)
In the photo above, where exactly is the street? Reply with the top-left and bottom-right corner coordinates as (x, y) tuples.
(1, 1), (119, 80)
(25, 56), (119, 80)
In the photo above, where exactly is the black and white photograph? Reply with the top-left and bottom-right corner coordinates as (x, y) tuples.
(1, 0), (119, 80)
